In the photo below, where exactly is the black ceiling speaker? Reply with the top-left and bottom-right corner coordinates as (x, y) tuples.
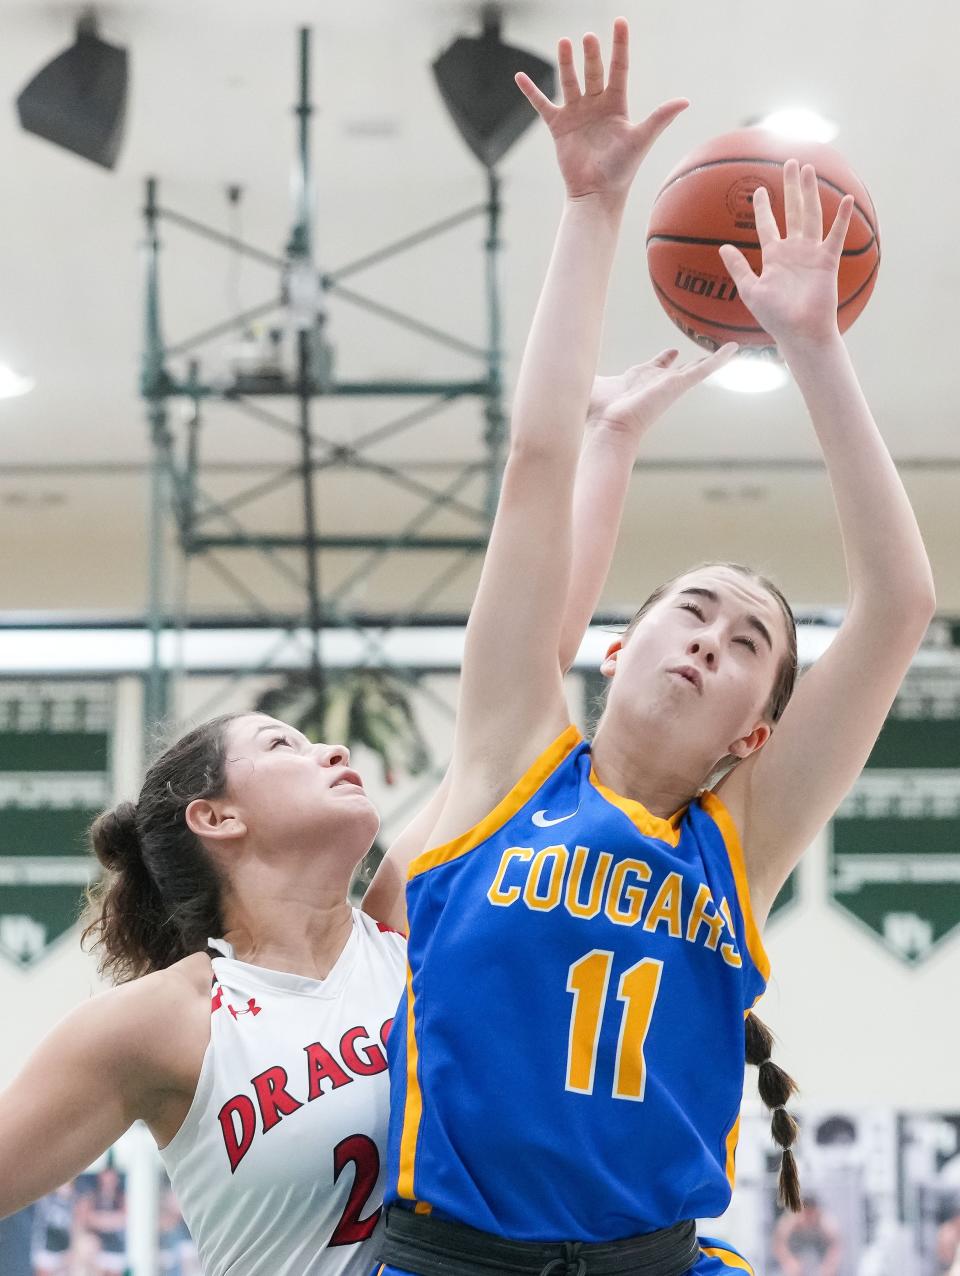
(15, 12), (129, 170)
(432, 6), (554, 168)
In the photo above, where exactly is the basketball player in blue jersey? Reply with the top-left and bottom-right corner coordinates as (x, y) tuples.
(366, 18), (935, 1276)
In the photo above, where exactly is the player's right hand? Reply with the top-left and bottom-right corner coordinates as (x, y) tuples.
(515, 19), (688, 205)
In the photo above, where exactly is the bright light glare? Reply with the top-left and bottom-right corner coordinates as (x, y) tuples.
(757, 108), (839, 143)
(708, 356), (790, 395)
(0, 364), (35, 400)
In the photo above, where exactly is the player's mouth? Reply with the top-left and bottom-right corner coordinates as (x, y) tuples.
(330, 768), (364, 790)
(669, 665), (703, 693)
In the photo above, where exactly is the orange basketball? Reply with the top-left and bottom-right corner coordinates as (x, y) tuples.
(646, 129), (880, 351)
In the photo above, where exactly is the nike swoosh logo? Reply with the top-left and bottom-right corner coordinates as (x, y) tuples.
(532, 808), (579, 828)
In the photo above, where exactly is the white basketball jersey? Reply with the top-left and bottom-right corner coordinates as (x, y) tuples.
(159, 909), (406, 1276)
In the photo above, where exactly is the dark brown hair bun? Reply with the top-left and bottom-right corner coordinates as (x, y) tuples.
(89, 800), (142, 873)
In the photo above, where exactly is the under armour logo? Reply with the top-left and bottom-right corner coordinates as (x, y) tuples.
(228, 998), (262, 1019)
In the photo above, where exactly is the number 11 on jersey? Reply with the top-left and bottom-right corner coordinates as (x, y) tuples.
(565, 950), (663, 1101)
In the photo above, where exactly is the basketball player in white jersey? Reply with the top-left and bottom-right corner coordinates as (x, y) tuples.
(0, 711), (406, 1276)
(0, 335), (730, 1276)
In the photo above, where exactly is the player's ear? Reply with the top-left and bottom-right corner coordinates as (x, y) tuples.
(600, 640), (622, 680)
(728, 721), (771, 759)
(186, 797), (247, 844)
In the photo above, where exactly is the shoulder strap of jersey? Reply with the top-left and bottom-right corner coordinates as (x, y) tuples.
(408, 725), (583, 880)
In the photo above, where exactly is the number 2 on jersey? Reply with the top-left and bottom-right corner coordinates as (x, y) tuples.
(328, 1134), (381, 1246)
(565, 950), (663, 1100)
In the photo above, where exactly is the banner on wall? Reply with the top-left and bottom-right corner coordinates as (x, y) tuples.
(0, 681), (113, 969)
(829, 668), (960, 964)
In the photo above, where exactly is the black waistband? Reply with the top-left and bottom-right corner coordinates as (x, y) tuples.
(381, 1206), (701, 1276)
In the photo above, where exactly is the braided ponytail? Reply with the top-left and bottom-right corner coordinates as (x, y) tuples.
(83, 714), (241, 983)
(745, 1011), (802, 1211)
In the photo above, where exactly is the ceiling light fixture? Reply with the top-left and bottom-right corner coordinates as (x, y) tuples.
(708, 355), (790, 395)
(755, 108), (838, 144)
(0, 364), (35, 400)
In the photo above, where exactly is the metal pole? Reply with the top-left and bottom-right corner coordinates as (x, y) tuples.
(297, 327), (324, 696)
(288, 27), (312, 262)
(289, 29), (324, 702)
(142, 178), (165, 399)
(482, 166), (507, 523)
(143, 177), (169, 736)
(145, 410), (170, 735)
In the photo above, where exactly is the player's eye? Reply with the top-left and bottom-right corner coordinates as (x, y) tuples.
(679, 602), (704, 619)
(735, 636), (759, 654)
(269, 734), (293, 749)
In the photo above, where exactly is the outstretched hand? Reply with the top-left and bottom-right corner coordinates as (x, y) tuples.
(587, 343), (738, 441)
(516, 18), (688, 203)
(719, 160), (854, 349)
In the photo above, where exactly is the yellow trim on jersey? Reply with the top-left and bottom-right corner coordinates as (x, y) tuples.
(588, 770), (684, 847)
(700, 1246), (754, 1273)
(699, 791), (770, 981)
(724, 1114), (740, 1189)
(396, 961), (423, 1201)
(407, 725), (583, 879)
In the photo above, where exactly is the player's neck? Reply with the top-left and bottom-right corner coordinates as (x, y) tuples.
(591, 713), (713, 817)
(220, 883), (355, 980)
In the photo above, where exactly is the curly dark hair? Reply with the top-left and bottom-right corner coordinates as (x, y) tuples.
(82, 713), (243, 983)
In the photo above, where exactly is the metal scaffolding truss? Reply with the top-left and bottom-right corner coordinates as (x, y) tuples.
(139, 28), (505, 726)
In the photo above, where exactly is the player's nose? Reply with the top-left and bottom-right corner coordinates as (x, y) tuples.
(688, 637), (717, 667)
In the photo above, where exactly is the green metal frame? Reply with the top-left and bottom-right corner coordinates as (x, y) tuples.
(140, 28), (506, 730)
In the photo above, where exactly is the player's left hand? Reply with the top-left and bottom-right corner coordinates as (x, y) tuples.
(719, 160), (854, 349)
(587, 342), (738, 440)
(515, 18), (688, 205)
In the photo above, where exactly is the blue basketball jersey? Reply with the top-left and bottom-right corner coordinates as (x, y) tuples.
(385, 726), (769, 1242)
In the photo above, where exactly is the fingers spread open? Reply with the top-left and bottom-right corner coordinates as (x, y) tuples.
(824, 193), (855, 259)
(800, 163), (823, 241)
(653, 348), (680, 367)
(752, 185), (781, 247)
(719, 243), (758, 291)
(582, 32), (605, 95)
(783, 159), (803, 238)
(556, 37), (581, 104)
(685, 341), (739, 383)
(704, 341), (740, 371)
(637, 98), (689, 149)
(516, 71), (557, 123)
(607, 17), (630, 96)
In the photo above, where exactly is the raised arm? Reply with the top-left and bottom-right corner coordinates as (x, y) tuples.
(363, 344), (735, 930)
(717, 161), (936, 921)
(560, 345), (735, 662)
(426, 22), (686, 846)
